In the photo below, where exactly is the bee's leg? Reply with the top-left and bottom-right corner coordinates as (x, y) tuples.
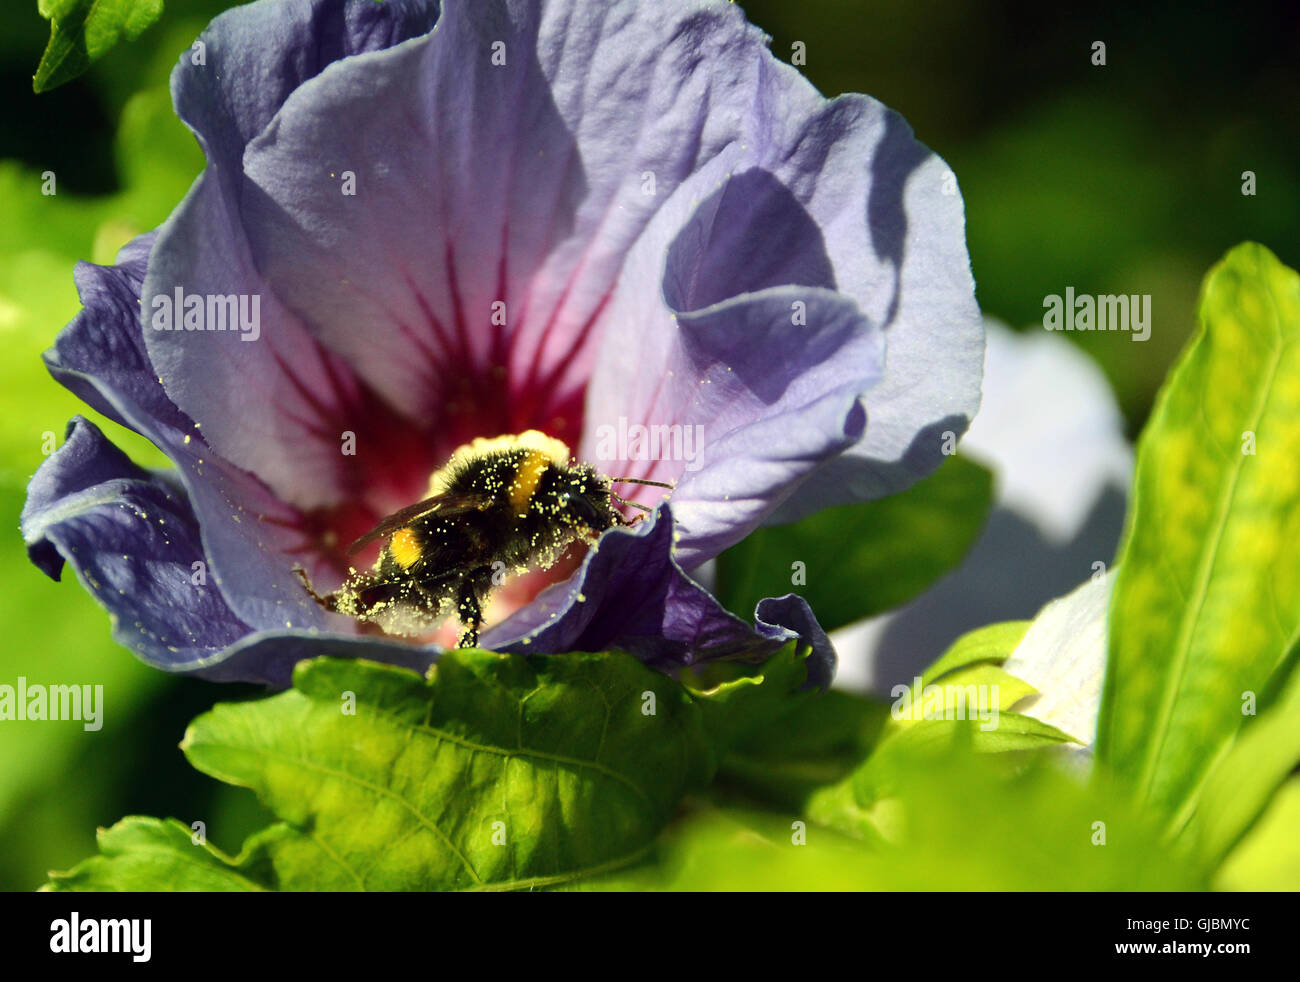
(293, 565), (339, 612)
(454, 567), (498, 648)
(610, 493), (652, 526)
(611, 509), (648, 528)
(454, 583), (484, 648)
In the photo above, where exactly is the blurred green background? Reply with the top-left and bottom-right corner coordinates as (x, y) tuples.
(0, 0), (1295, 890)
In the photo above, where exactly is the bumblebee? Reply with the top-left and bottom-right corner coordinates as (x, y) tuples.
(295, 431), (670, 646)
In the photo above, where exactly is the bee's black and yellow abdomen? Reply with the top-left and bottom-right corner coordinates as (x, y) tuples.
(299, 437), (629, 639)
(386, 526), (425, 569)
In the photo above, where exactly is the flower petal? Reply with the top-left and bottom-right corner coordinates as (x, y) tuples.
(751, 105), (984, 520)
(486, 505), (835, 689)
(21, 416), (254, 668)
(227, 0), (975, 513)
(558, 4), (982, 519)
(193, 630), (436, 688)
(578, 159), (884, 563)
(23, 416), (441, 685)
(586, 276), (879, 564)
(171, 0), (440, 180)
(143, 0), (444, 512)
(752, 594), (837, 693)
(34, 0), (979, 691)
(45, 237), (333, 633)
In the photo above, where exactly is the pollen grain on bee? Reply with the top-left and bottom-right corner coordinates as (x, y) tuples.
(294, 430), (671, 645)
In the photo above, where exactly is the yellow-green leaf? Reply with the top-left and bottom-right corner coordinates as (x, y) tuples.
(920, 620), (1031, 686)
(1183, 662), (1300, 866)
(1097, 242), (1300, 824)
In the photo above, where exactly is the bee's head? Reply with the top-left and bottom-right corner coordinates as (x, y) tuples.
(552, 465), (616, 533)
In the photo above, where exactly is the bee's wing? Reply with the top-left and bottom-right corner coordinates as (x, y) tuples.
(346, 492), (493, 554)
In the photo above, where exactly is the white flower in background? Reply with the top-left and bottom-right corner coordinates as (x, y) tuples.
(832, 319), (1132, 746)
(963, 320), (1132, 545)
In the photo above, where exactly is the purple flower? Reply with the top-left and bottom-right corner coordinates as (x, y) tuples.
(21, 0), (982, 688)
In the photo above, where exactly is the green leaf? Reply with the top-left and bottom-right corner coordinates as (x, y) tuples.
(1097, 243), (1300, 826)
(821, 743), (1196, 889)
(713, 689), (889, 809)
(884, 709), (1077, 757)
(34, 0), (164, 93)
(714, 455), (993, 632)
(804, 714), (1077, 849)
(570, 806), (891, 890)
(678, 645), (890, 810)
(683, 641), (811, 751)
(919, 620), (1031, 686)
(879, 622), (1081, 747)
(50, 652), (716, 891)
(711, 620), (1078, 821)
(1215, 778), (1300, 890)
(43, 815), (372, 892)
(189, 653), (716, 890)
(1001, 572), (1112, 746)
(890, 663), (1039, 729)
(43, 818), (273, 892)
(588, 742), (1203, 890)
(798, 732), (1201, 889)
(1182, 663), (1300, 867)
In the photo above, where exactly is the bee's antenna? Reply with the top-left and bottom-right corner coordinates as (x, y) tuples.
(609, 476), (674, 489)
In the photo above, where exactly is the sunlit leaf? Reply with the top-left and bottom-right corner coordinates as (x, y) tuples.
(1097, 243), (1300, 827)
(49, 652), (717, 890)
(34, 0), (164, 93)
